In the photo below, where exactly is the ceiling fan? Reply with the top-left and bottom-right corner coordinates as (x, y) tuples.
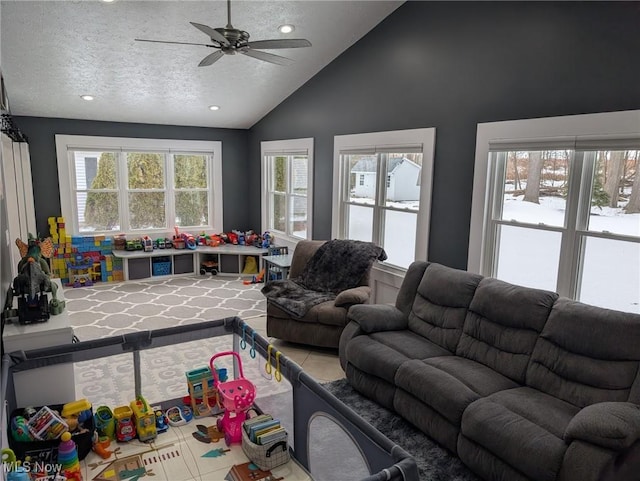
(135, 0), (311, 67)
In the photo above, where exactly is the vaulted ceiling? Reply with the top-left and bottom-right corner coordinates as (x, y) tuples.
(1, 1), (403, 129)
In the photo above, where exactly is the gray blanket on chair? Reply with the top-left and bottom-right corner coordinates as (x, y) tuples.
(261, 239), (387, 319)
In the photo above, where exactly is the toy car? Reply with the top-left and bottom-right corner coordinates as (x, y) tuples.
(125, 239), (143, 251)
(114, 405), (136, 442)
(200, 261), (218, 276)
(154, 408), (169, 433)
(115, 415), (136, 442)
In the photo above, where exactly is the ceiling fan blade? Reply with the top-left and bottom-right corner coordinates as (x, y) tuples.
(241, 49), (294, 66)
(247, 39), (312, 50)
(135, 38), (213, 47)
(198, 50), (224, 67)
(190, 22), (230, 47)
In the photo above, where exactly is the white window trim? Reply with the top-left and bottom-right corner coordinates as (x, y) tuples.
(332, 128), (436, 269)
(260, 138), (314, 246)
(55, 135), (223, 235)
(469, 109), (640, 275)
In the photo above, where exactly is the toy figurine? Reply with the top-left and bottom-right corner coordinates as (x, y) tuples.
(13, 235), (63, 324)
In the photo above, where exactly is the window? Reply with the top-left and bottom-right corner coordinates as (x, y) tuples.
(56, 135), (222, 234)
(333, 128), (435, 270)
(469, 111), (640, 313)
(261, 138), (313, 243)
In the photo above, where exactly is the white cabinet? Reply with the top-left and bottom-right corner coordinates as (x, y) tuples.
(3, 279), (76, 407)
(112, 245), (269, 281)
(196, 245), (268, 276)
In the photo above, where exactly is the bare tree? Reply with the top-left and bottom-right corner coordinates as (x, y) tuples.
(604, 151), (626, 208)
(523, 151), (544, 203)
(511, 152), (522, 190)
(625, 156), (640, 214)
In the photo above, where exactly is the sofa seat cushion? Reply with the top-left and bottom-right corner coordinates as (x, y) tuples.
(461, 387), (580, 481)
(395, 357), (519, 426)
(345, 331), (451, 384)
(267, 300), (347, 327)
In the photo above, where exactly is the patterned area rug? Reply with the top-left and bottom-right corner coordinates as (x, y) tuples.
(323, 378), (480, 481)
(62, 276), (289, 409)
(63, 275), (265, 340)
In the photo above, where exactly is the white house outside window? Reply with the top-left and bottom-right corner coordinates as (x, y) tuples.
(332, 128), (435, 271)
(55, 135), (223, 235)
(261, 138), (313, 243)
(469, 111), (640, 314)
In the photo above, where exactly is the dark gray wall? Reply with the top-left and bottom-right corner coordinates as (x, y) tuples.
(248, 1), (640, 269)
(13, 117), (251, 236)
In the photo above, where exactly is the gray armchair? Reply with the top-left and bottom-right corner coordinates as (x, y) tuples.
(263, 239), (385, 348)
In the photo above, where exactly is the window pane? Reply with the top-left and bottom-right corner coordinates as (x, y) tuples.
(348, 155), (376, 205)
(289, 196), (307, 238)
(80, 191), (119, 232)
(127, 152), (164, 189)
(174, 154), (207, 189)
(383, 210), (417, 269)
(271, 193), (286, 231)
(347, 204), (373, 242)
(588, 150), (640, 237)
(384, 153), (422, 212)
(74, 151), (117, 190)
(175, 191), (208, 227)
(291, 156), (308, 195)
(579, 237), (640, 313)
(495, 225), (561, 291)
(272, 156), (287, 192)
(129, 192), (166, 229)
(500, 150), (570, 227)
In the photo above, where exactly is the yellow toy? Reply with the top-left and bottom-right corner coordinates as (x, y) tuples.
(61, 399), (91, 418)
(130, 396), (157, 442)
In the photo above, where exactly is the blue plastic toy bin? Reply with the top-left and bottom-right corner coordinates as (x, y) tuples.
(152, 257), (172, 276)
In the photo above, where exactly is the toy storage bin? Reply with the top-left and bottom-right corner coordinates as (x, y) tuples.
(8, 404), (95, 461)
(241, 426), (290, 471)
(152, 256), (172, 276)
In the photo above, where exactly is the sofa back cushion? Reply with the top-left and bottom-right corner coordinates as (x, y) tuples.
(395, 261), (429, 316)
(289, 240), (326, 279)
(456, 278), (558, 384)
(407, 263), (483, 353)
(527, 298), (640, 407)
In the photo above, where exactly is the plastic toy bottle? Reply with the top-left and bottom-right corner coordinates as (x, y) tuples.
(57, 432), (83, 481)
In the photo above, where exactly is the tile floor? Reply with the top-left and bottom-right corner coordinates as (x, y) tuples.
(243, 314), (345, 383)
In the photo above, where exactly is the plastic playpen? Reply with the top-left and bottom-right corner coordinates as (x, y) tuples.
(2, 317), (418, 481)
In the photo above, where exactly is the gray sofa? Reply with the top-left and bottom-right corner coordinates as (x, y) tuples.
(265, 240), (379, 348)
(339, 261), (640, 481)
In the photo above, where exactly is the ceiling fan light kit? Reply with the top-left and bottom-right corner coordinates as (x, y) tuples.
(135, 0), (311, 67)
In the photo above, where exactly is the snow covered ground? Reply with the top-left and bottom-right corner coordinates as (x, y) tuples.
(500, 195), (639, 313)
(347, 194), (639, 314)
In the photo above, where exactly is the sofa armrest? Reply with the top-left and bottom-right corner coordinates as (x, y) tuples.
(347, 304), (408, 333)
(334, 286), (371, 307)
(565, 402), (640, 450)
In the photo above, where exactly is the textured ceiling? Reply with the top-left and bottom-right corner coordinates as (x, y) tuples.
(1, 0), (403, 129)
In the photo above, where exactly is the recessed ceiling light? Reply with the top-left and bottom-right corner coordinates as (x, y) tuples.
(208, 105), (220, 111)
(101, 0), (115, 3)
(80, 95), (94, 101)
(278, 24), (294, 34)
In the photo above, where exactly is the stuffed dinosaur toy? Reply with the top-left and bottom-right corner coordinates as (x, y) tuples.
(13, 234), (65, 322)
